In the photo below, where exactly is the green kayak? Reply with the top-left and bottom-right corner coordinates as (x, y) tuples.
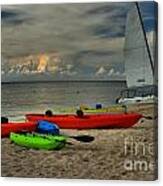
(10, 132), (66, 150)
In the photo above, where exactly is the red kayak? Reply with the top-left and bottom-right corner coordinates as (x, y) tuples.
(26, 113), (142, 129)
(1, 122), (37, 137)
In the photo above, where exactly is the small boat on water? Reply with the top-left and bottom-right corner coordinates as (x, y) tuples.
(26, 113), (142, 129)
(10, 132), (66, 150)
(1, 122), (37, 137)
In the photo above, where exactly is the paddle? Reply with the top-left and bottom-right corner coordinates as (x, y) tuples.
(142, 115), (157, 120)
(19, 131), (95, 143)
(68, 135), (95, 143)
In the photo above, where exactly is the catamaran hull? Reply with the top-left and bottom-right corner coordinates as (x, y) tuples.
(118, 96), (157, 105)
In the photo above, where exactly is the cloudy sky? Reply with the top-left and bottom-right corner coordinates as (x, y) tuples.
(1, 1), (157, 81)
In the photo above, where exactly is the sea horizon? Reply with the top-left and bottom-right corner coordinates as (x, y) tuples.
(2, 80), (126, 120)
(1, 79), (126, 84)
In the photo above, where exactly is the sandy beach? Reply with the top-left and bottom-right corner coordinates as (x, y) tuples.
(1, 104), (158, 180)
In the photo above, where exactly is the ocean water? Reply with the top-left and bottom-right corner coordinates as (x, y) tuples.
(1, 81), (126, 121)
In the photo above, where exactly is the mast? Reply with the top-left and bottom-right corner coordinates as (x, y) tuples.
(135, 2), (154, 77)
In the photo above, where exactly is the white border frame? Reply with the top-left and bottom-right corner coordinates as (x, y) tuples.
(0, 0), (162, 185)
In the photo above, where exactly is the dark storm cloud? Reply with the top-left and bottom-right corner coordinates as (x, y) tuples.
(1, 10), (18, 19)
(92, 24), (125, 38)
(86, 3), (127, 15)
(73, 50), (115, 58)
(85, 3), (129, 38)
(1, 3), (129, 58)
(1, 2), (157, 81)
(1, 9), (32, 26)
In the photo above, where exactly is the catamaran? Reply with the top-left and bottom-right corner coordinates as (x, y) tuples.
(117, 2), (158, 105)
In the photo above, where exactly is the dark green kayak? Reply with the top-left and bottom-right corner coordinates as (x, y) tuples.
(10, 132), (66, 150)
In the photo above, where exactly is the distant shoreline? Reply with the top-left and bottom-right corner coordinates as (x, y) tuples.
(1, 80), (126, 84)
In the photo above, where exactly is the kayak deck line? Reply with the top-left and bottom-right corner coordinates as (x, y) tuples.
(26, 113), (142, 129)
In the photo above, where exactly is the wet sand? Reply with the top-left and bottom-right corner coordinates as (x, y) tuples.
(1, 104), (158, 180)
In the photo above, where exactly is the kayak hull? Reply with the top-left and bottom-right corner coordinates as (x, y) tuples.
(10, 133), (66, 150)
(1, 122), (37, 137)
(26, 113), (142, 129)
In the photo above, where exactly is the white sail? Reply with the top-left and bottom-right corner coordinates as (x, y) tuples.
(124, 3), (156, 87)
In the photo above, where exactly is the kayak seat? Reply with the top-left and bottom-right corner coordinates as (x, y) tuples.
(45, 110), (53, 117)
(1, 117), (9, 124)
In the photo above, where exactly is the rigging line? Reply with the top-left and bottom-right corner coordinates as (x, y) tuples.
(135, 2), (154, 77)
